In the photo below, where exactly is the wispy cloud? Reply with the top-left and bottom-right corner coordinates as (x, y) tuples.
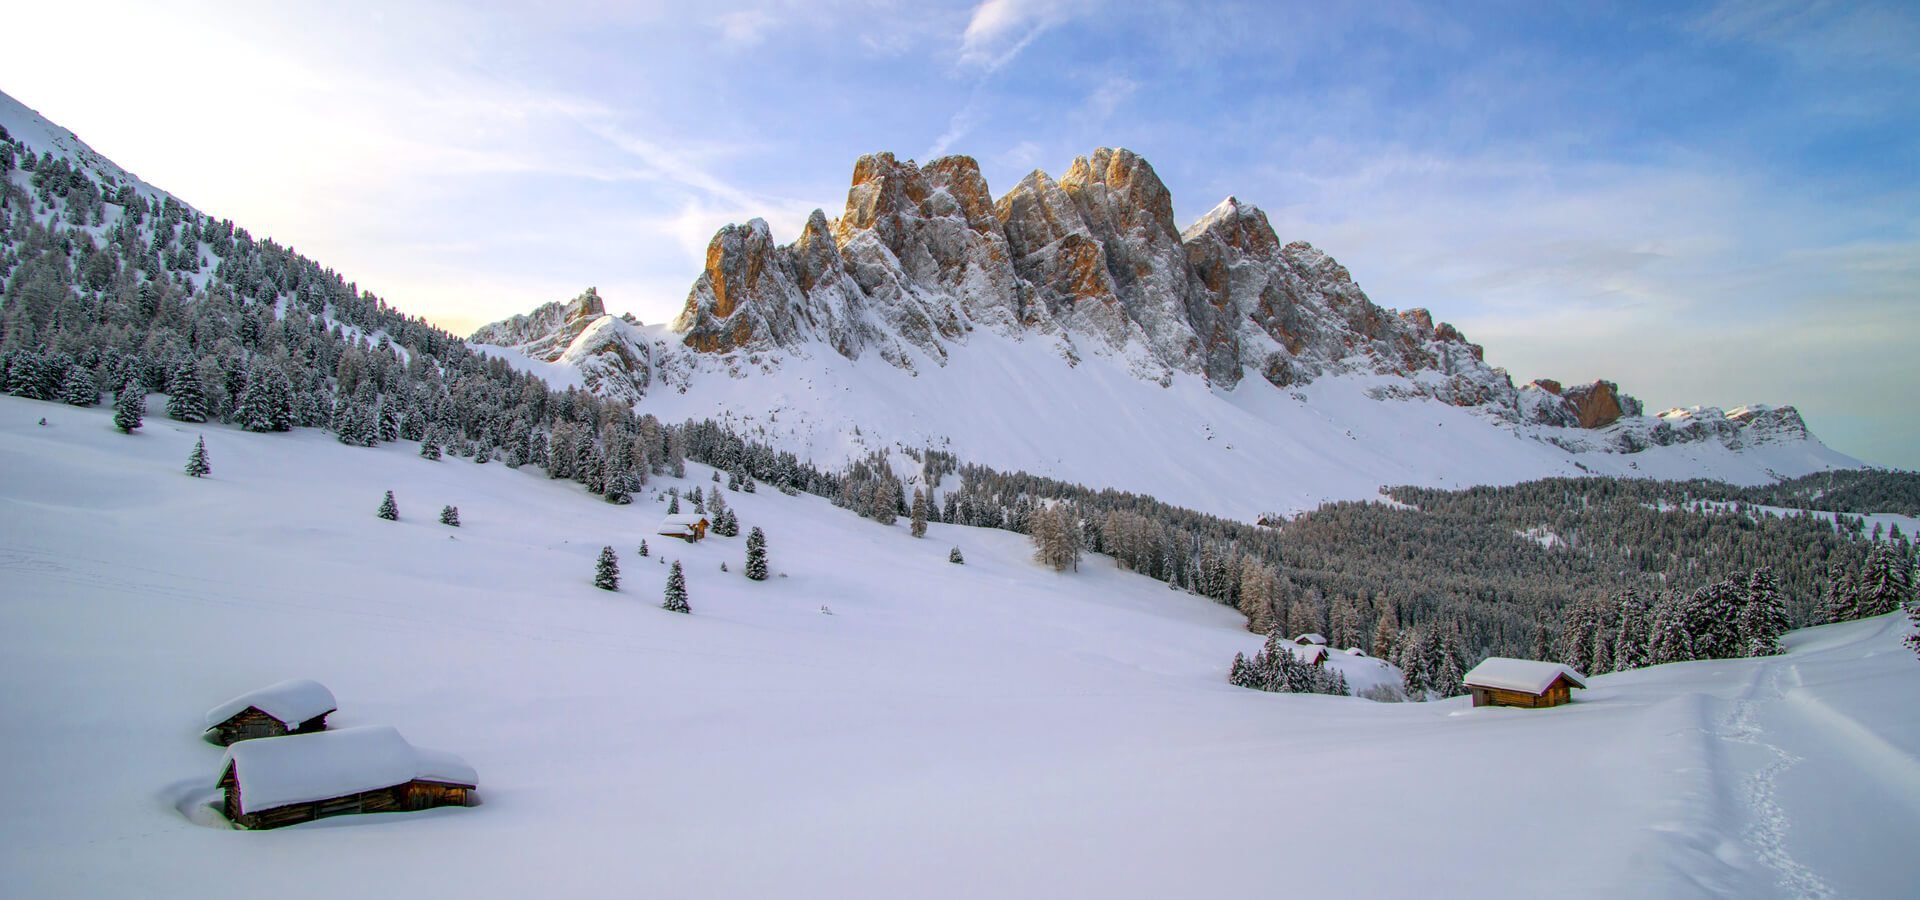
(958, 0), (1087, 72)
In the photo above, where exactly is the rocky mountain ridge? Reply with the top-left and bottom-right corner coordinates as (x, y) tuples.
(475, 146), (1823, 460)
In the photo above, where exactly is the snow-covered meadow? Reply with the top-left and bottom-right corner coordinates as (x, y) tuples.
(1, 394), (1914, 899)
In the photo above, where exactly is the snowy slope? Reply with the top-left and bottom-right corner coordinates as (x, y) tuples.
(0, 91), (175, 206)
(2, 394), (1915, 899)
(476, 323), (1862, 520)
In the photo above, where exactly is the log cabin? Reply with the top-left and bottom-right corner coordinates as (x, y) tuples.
(203, 679), (337, 745)
(216, 725), (478, 830)
(1292, 644), (1329, 667)
(658, 513), (711, 542)
(1293, 632), (1327, 646)
(1462, 658), (1588, 709)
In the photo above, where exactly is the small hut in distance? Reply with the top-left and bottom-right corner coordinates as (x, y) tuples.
(1293, 633), (1327, 646)
(658, 513), (710, 543)
(216, 725), (478, 829)
(204, 679), (337, 745)
(1463, 658), (1588, 709)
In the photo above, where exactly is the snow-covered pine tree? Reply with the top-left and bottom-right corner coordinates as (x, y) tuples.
(1824, 566), (1859, 623)
(1858, 543), (1912, 617)
(949, 546), (964, 564)
(111, 382), (144, 433)
(377, 490), (398, 521)
(662, 561), (690, 613)
(419, 431), (442, 460)
(1741, 568), (1788, 656)
(910, 488), (928, 538)
(638, 539), (649, 557)
(870, 478), (898, 525)
(745, 527), (768, 581)
(164, 362), (207, 422)
(1647, 593), (1694, 664)
(667, 491), (680, 515)
(1371, 605), (1399, 659)
(184, 435), (210, 478)
(594, 546), (619, 590)
(60, 366), (97, 407)
(1612, 588), (1650, 671)
(440, 505), (460, 527)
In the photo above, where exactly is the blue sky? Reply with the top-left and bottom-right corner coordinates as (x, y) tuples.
(2, 0), (1915, 468)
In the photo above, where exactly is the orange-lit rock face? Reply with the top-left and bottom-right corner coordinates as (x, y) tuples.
(1564, 380), (1626, 429)
(661, 145), (1520, 412)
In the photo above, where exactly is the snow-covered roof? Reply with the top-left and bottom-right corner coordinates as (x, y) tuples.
(1462, 658), (1588, 696)
(218, 725), (477, 815)
(1294, 633), (1327, 645)
(204, 679), (337, 729)
(658, 513), (709, 533)
(1343, 647), (1368, 657)
(1289, 645), (1328, 665)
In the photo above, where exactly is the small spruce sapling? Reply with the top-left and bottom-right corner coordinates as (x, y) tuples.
(419, 433), (442, 460)
(637, 539), (650, 557)
(594, 545), (620, 591)
(745, 527), (769, 581)
(184, 435), (211, 477)
(440, 505), (460, 527)
(377, 490), (399, 521)
(663, 561), (690, 613)
(949, 547), (964, 564)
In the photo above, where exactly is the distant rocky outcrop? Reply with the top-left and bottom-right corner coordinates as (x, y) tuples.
(470, 288), (654, 405)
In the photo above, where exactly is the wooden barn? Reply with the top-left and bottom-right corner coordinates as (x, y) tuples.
(658, 513), (711, 542)
(1462, 658), (1588, 709)
(203, 679), (337, 745)
(1291, 644), (1329, 667)
(216, 725), (478, 830)
(1294, 632), (1327, 646)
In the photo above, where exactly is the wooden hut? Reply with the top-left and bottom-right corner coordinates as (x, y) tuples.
(657, 513), (711, 543)
(1293, 632), (1327, 646)
(1291, 644), (1329, 667)
(216, 725), (478, 829)
(204, 679), (337, 745)
(1462, 658), (1588, 709)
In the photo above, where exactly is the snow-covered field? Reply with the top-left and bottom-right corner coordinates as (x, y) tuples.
(1, 394), (1914, 899)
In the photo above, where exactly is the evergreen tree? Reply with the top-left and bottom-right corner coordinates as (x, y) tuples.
(745, 527), (768, 581)
(638, 539), (650, 557)
(1371, 606), (1399, 659)
(949, 546), (965, 564)
(1859, 543), (1912, 617)
(165, 362), (207, 423)
(377, 490), (398, 521)
(440, 505), (460, 527)
(1741, 568), (1789, 656)
(911, 488), (929, 538)
(184, 435), (210, 478)
(1825, 567), (1859, 624)
(1612, 588), (1650, 671)
(662, 560), (690, 613)
(419, 432), (442, 460)
(870, 478), (898, 525)
(667, 492), (680, 515)
(1648, 593), (1694, 664)
(112, 382), (144, 433)
(60, 366), (97, 407)
(594, 545), (619, 590)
